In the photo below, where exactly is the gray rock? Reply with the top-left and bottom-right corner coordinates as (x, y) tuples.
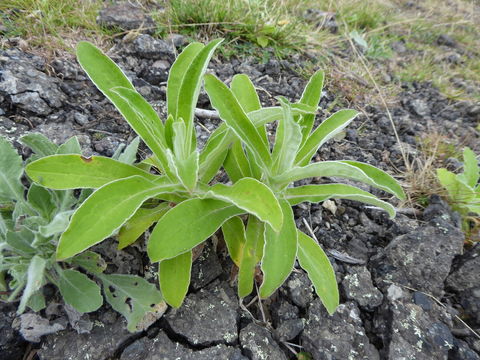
(271, 298), (299, 325)
(120, 332), (245, 360)
(342, 266), (383, 310)
(437, 34), (457, 48)
(139, 59), (170, 85)
(97, 3), (156, 33)
(408, 99), (430, 117)
(37, 310), (132, 360)
(301, 300), (380, 360)
(240, 323), (288, 360)
(128, 35), (174, 60)
(0, 303), (26, 360)
(10, 92), (51, 115)
(372, 216), (464, 297)
(166, 281), (238, 345)
(190, 242), (224, 290)
(285, 271), (314, 308)
(446, 244), (480, 292)
(274, 318), (304, 341)
(459, 286), (480, 325)
(73, 111), (89, 125)
(450, 338), (480, 360)
(166, 33), (187, 48)
(387, 300), (454, 360)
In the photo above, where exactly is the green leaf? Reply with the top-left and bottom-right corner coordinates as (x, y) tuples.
(175, 39), (223, 154)
(38, 210), (74, 237)
(27, 184), (55, 219)
(204, 74), (271, 171)
(26, 291), (46, 312)
(259, 199), (297, 298)
(295, 109), (358, 166)
(285, 184), (396, 218)
(118, 203), (170, 249)
(117, 137), (140, 165)
(56, 136), (82, 155)
(297, 70), (324, 145)
(256, 35), (269, 47)
(26, 154), (159, 189)
(148, 199), (243, 262)
(167, 42), (204, 119)
(57, 176), (179, 260)
(238, 216), (263, 298)
(271, 99), (302, 174)
(461, 147), (479, 188)
(297, 230), (338, 315)
(57, 268), (103, 313)
(275, 160), (405, 199)
(159, 251), (192, 308)
(231, 74), (261, 113)
(18, 255), (46, 314)
(100, 274), (164, 332)
(207, 178), (283, 232)
(70, 251), (107, 274)
(6, 228), (35, 255)
(222, 216), (246, 267)
(224, 142), (252, 183)
(20, 133), (58, 157)
(437, 168), (475, 204)
(0, 136), (25, 202)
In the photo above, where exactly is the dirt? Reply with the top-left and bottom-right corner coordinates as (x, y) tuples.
(1, 7), (480, 360)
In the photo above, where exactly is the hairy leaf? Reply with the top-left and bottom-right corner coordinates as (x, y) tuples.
(238, 216), (263, 298)
(20, 133), (58, 157)
(0, 136), (25, 202)
(100, 274), (164, 332)
(231, 74), (261, 113)
(56, 136), (82, 155)
(18, 255), (46, 314)
(461, 147), (479, 188)
(118, 203), (170, 249)
(285, 184), (396, 218)
(259, 199), (297, 298)
(222, 216), (246, 267)
(296, 109), (359, 166)
(297, 70), (324, 145)
(57, 176), (179, 260)
(148, 199), (243, 262)
(26, 155), (159, 189)
(159, 251), (192, 308)
(297, 231), (338, 315)
(207, 178), (283, 231)
(70, 251), (107, 274)
(58, 269), (103, 313)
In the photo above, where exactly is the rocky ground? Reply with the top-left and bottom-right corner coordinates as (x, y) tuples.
(1, 4), (480, 360)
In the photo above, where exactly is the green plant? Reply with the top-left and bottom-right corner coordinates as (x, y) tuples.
(0, 134), (163, 332)
(203, 67), (405, 312)
(25, 39), (404, 315)
(437, 147), (480, 233)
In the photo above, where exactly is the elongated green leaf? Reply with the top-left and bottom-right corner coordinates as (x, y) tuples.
(159, 251), (192, 308)
(207, 177), (283, 231)
(57, 269), (103, 313)
(57, 176), (179, 260)
(285, 184), (396, 218)
(231, 74), (262, 113)
(238, 216), (263, 298)
(259, 200), (297, 298)
(461, 147), (479, 188)
(6, 228), (35, 255)
(18, 255), (46, 314)
(0, 136), (24, 202)
(224, 142), (251, 183)
(297, 231), (338, 315)
(26, 155), (159, 189)
(297, 70), (324, 145)
(167, 42), (204, 119)
(222, 216), (246, 266)
(56, 136), (82, 155)
(118, 203), (170, 249)
(20, 133), (58, 157)
(204, 74), (271, 171)
(271, 99), (302, 175)
(27, 184), (55, 219)
(148, 199), (243, 262)
(38, 210), (73, 237)
(117, 136), (140, 165)
(100, 274), (164, 332)
(437, 168), (475, 203)
(174, 150), (199, 192)
(176, 39), (223, 153)
(275, 161), (405, 200)
(296, 109), (358, 166)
